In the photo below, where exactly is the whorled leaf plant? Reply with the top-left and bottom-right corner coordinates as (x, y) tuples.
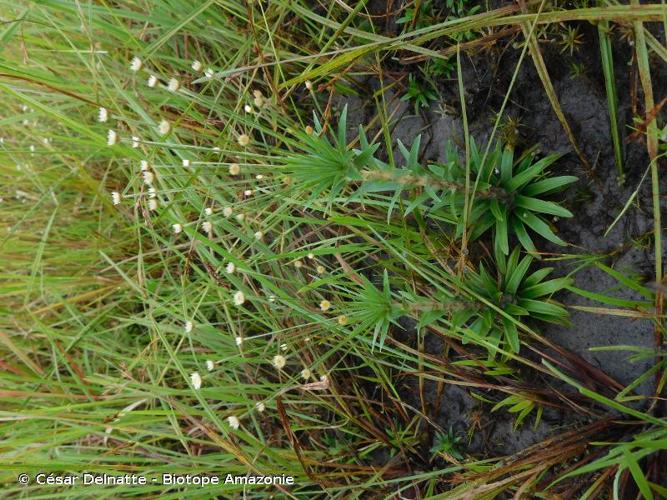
(433, 141), (578, 255)
(284, 110), (577, 255)
(461, 246), (572, 354)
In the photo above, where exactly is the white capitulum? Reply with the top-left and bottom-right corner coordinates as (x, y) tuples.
(167, 78), (180, 92)
(202, 221), (212, 234)
(132, 136), (140, 148)
(184, 320), (193, 333)
(107, 129), (118, 146)
(98, 107), (108, 123)
(130, 56), (143, 72)
(233, 291), (245, 306)
(205, 360), (215, 371)
(147, 75), (158, 88)
(226, 262), (235, 274)
(172, 223), (183, 234)
(142, 170), (154, 185)
(111, 192), (121, 205)
(182, 159), (191, 167)
(158, 120), (171, 135)
(227, 416), (240, 430)
(272, 355), (286, 370)
(190, 372), (202, 390)
(192, 60), (203, 72)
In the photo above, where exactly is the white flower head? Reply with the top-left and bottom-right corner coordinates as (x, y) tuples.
(158, 119), (171, 136)
(205, 207), (213, 216)
(244, 189), (254, 197)
(148, 198), (158, 211)
(172, 223), (183, 234)
(202, 221), (212, 234)
(255, 401), (266, 412)
(132, 136), (140, 148)
(111, 191), (121, 205)
(190, 372), (202, 390)
(254, 231), (263, 241)
(237, 134), (250, 147)
(316, 265), (325, 274)
(280, 343), (288, 352)
(253, 92), (265, 108)
(307, 253), (315, 260)
(233, 291), (245, 306)
(294, 260), (303, 269)
(229, 163), (241, 176)
(147, 75), (158, 88)
(142, 170), (154, 185)
(184, 320), (193, 333)
(130, 56), (143, 72)
(319, 300), (331, 312)
(301, 368), (312, 380)
(192, 60), (203, 72)
(204, 68), (214, 78)
(98, 107), (108, 123)
(107, 129), (118, 146)
(148, 187), (157, 199)
(227, 415), (240, 430)
(205, 360), (215, 371)
(244, 104), (252, 113)
(235, 336), (243, 346)
(182, 159), (191, 167)
(305, 80), (313, 91)
(167, 78), (180, 92)
(140, 160), (149, 172)
(226, 262), (236, 274)
(235, 213), (245, 223)
(255, 174), (264, 180)
(223, 207), (233, 217)
(272, 354), (286, 370)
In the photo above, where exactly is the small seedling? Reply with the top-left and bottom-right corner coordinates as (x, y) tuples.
(401, 73), (439, 113)
(430, 427), (464, 461)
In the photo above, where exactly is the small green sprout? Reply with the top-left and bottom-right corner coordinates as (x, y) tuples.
(430, 427), (464, 461)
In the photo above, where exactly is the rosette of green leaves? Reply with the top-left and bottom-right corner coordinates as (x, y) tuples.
(436, 142), (577, 255)
(283, 107), (379, 209)
(461, 246), (571, 354)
